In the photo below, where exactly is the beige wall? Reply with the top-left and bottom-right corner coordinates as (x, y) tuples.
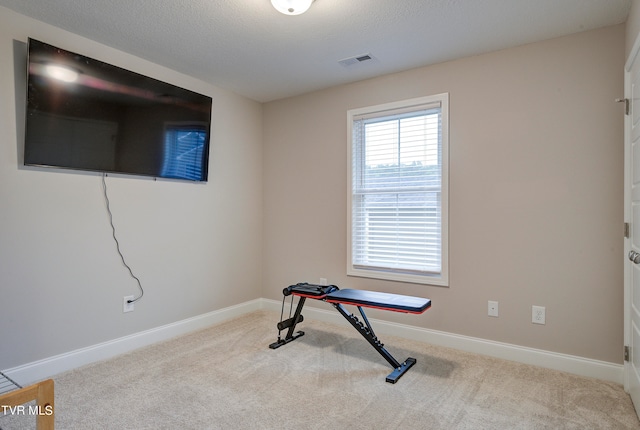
(627, 0), (640, 56)
(0, 8), (263, 369)
(263, 25), (625, 363)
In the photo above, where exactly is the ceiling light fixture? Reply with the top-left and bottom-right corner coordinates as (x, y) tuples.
(271, 0), (314, 16)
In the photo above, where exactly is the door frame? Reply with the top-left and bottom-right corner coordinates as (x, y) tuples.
(624, 30), (640, 397)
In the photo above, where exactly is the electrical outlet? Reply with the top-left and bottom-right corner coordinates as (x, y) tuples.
(532, 305), (545, 324)
(319, 278), (328, 286)
(123, 295), (135, 313)
(488, 300), (499, 317)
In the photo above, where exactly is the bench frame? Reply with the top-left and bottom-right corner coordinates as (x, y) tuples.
(269, 283), (431, 383)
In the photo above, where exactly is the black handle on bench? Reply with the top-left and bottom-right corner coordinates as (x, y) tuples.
(277, 315), (304, 331)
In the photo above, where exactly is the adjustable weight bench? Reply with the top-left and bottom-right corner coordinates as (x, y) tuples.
(269, 282), (431, 383)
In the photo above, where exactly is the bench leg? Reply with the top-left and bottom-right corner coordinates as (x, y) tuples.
(332, 303), (416, 383)
(269, 297), (306, 349)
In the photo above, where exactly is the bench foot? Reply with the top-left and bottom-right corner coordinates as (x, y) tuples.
(269, 331), (305, 349)
(386, 357), (416, 383)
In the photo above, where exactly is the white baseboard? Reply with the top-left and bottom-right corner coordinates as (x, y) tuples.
(4, 299), (262, 386)
(4, 297), (623, 386)
(260, 298), (624, 385)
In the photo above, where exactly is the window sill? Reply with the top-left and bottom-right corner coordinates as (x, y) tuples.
(347, 267), (449, 287)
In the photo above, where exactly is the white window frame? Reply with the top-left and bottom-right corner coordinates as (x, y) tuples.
(347, 94), (449, 286)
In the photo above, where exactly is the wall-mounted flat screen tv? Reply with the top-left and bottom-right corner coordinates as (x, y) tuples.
(24, 38), (212, 182)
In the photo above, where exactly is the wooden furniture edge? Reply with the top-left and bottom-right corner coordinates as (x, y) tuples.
(0, 378), (54, 430)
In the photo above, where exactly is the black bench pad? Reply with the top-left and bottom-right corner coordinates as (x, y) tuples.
(325, 289), (431, 314)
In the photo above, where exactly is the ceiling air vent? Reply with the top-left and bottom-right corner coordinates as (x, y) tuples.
(338, 53), (374, 67)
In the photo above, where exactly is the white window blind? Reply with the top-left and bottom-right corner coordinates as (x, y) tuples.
(348, 94), (448, 285)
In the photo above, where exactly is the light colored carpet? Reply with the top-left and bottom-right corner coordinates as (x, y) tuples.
(1, 310), (639, 429)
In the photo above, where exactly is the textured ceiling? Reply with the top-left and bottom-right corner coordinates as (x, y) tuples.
(0, 0), (632, 102)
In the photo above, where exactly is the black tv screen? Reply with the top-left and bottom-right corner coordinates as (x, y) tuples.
(24, 38), (212, 182)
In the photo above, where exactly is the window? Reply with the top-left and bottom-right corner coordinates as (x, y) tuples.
(347, 94), (448, 286)
(162, 123), (208, 181)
